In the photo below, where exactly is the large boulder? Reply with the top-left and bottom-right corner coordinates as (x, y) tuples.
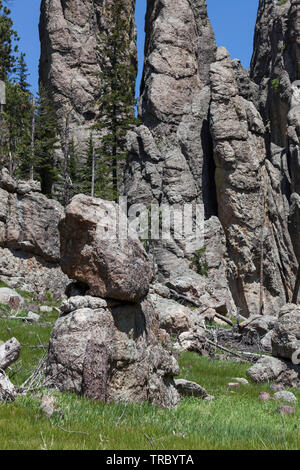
(246, 356), (288, 384)
(148, 293), (203, 336)
(59, 194), (153, 302)
(0, 170), (69, 295)
(46, 295), (180, 408)
(272, 304), (300, 360)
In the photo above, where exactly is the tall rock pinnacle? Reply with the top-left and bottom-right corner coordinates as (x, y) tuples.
(39, 0), (137, 153)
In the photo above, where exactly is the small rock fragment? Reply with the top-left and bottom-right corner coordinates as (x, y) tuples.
(232, 377), (249, 385)
(27, 311), (40, 322)
(259, 392), (271, 401)
(227, 382), (240, 389)
(175, 379), (208, 399)
(277, 405), (296, 416)
(273, 391), (297, 404)
(39, 306), (53, 313)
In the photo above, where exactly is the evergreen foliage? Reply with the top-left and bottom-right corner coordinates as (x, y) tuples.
(2, 79), (32, 177)
(34, 84), (60, 196)
(190, 247), (209, 277)
(0, 0), (19, 80)
(92, 0), (138, 201)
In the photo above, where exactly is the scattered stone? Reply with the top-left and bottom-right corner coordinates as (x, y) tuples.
(232, 378), (249, 385)
(227, 382), (240, 389)
(276, 405), (296, 416)
(203, 395), (215, 402)
(275, 368), (300, 389)
(246, 356), (287, 383)
(175, 379), (208, 399)
(27, 311), (40, 322)
(273, 391), (297, 404)
(39, 306), (53, 313)
(259, 392), (271, 401)
(40, 394), (64, 419)
(0, 287), (24, 307)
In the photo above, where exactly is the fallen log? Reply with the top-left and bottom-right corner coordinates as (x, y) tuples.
(169, 289), (234, 326)
(0, 337), (21, 370)
(204, 338), (262, 362)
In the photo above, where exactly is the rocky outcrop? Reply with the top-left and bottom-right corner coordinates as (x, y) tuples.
(124, 0), (218, 262)
(250, 0), (299, 148)
(0, 169), (69, 295)
(46, 295), (180, 407)
(209, 47), (297, 317)
(39, 0), (137, 155)
(59, 194), (153, 302)
(250, 0), (300, 270)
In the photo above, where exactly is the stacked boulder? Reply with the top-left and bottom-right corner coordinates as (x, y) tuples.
(45, 195), (180, 407)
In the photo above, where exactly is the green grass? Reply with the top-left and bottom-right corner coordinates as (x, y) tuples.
(0, 289), (299, 450)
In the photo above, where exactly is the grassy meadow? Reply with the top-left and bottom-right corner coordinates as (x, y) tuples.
(0, 285), (299, 450)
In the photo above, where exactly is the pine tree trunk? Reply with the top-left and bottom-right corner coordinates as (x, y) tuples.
(91, 147), (95, 198)
(30, 96), (36, 180)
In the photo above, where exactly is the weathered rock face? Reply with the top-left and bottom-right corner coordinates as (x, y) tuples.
(59, 194), (153, 302)
(0, 169), (69, 295)
(124, 0), (218, 261)
(250, 0), (300, 286)
(39, 0), (137, 153)
(209, 47), (297, 317)
(124, 1), (238, 314)
(250, 0), (299, 148)
(46, 295), (180, 407)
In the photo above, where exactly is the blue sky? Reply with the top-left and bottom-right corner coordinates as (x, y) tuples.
(9, 0), (259, 96)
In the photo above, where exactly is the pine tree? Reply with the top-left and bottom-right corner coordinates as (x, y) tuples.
(0, 1), (19, 169)
(2, 80), (32, 177)
(34, 84), (60, 196)
(93, 0), (138, 201)
(16, 53), (30, 92)
(0, 0), (19, 80)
